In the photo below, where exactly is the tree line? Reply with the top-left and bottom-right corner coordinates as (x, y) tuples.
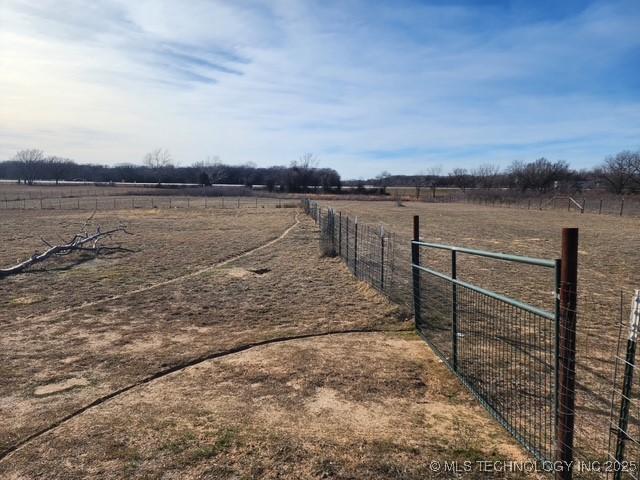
(361, 151), (640, 195)
(0, 150), (342, 193)
(2, 148), (638, 195)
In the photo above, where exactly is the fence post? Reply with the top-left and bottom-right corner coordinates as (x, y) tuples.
(345, 216), (349, 265)
(412, 216), (421, 326)
(556, 227), (579, 480)
(338, 212), (342, 258)
(354, 217), (358, 277)
(599, 199), (603, 214)
(380, 226), (385, 291)
(581, 199), (585, 214)
(620, 198), (625, 216)
(613, 290), (640, 480)
(451, 249), (458, 372)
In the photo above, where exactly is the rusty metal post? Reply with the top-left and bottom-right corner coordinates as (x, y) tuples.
(556, 228), (579, 480)
(412, 216), (421, 326)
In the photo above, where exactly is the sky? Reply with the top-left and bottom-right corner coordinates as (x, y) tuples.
(1, 0), (639, 178)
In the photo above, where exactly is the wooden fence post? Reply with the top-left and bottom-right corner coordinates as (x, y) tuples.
(620, 198), (625, 216)
(599, 199), (603, 214)
(556, 228), (579, 480)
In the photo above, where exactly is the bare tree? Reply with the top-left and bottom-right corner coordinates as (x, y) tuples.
(472, 164), (500, 189)
(508, 158), (570, 192)
(449, 168), (473, 192)
(289, 153), (319, 192)
(375, 170), (392, 194)
(143, 148), (173, 183)
(598, 150), (640, 194)
(13, 149), (45, 185)
(192, 156), (225, 185)
(47, 156), (73, 185)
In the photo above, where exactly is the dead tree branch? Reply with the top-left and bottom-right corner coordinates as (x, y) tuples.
(0, 225), (133, 278)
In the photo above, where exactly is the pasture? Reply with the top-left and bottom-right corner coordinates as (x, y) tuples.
(0, 195), (532, 479)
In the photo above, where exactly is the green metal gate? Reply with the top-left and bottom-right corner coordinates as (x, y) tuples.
(411, 224), (562, 463)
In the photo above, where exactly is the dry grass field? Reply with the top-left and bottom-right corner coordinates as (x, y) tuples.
(0, 199), (535, 479)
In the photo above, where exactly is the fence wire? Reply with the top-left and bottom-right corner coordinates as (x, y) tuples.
(309, 200), (413, 311)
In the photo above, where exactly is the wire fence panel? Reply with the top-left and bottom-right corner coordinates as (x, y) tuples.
(306, 200), (413, 312)
(414, 260), (558, 463)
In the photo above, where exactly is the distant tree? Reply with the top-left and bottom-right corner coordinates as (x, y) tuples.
(143, 148), (173, 183)
(198, 171), (211, 186)
(375, 170), (392, 194)
(449, 168), (473, 192)
(289, 153), (319, 192)
(598, 150), (640, 194)
(508, 158), (570, 192)
(47, 156), (73, 184)
(472, 164), (500, 189)
(13, 149), (45, 184)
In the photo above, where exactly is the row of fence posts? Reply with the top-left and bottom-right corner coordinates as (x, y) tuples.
(306, 199), (388, 293)
(469, 196), (629, 216)
(2, 196), (290, 210)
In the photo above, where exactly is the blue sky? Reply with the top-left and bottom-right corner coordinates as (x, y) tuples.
(1, 0), (639, 178)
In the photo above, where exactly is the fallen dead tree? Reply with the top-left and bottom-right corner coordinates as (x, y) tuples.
(0, 223), (133, 278)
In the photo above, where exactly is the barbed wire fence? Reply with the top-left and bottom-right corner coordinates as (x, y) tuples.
(304, 198), (640, 479)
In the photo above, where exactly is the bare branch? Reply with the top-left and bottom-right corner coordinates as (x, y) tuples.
(0, 225), (133, 278)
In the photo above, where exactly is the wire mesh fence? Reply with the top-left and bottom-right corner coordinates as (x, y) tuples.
(305, 198), (640, 479)
(306, 199), (413, 311)
(412, 237), (561, 464)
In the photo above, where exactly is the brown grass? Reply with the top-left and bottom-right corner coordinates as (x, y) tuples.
(0, 200), (536, 478)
